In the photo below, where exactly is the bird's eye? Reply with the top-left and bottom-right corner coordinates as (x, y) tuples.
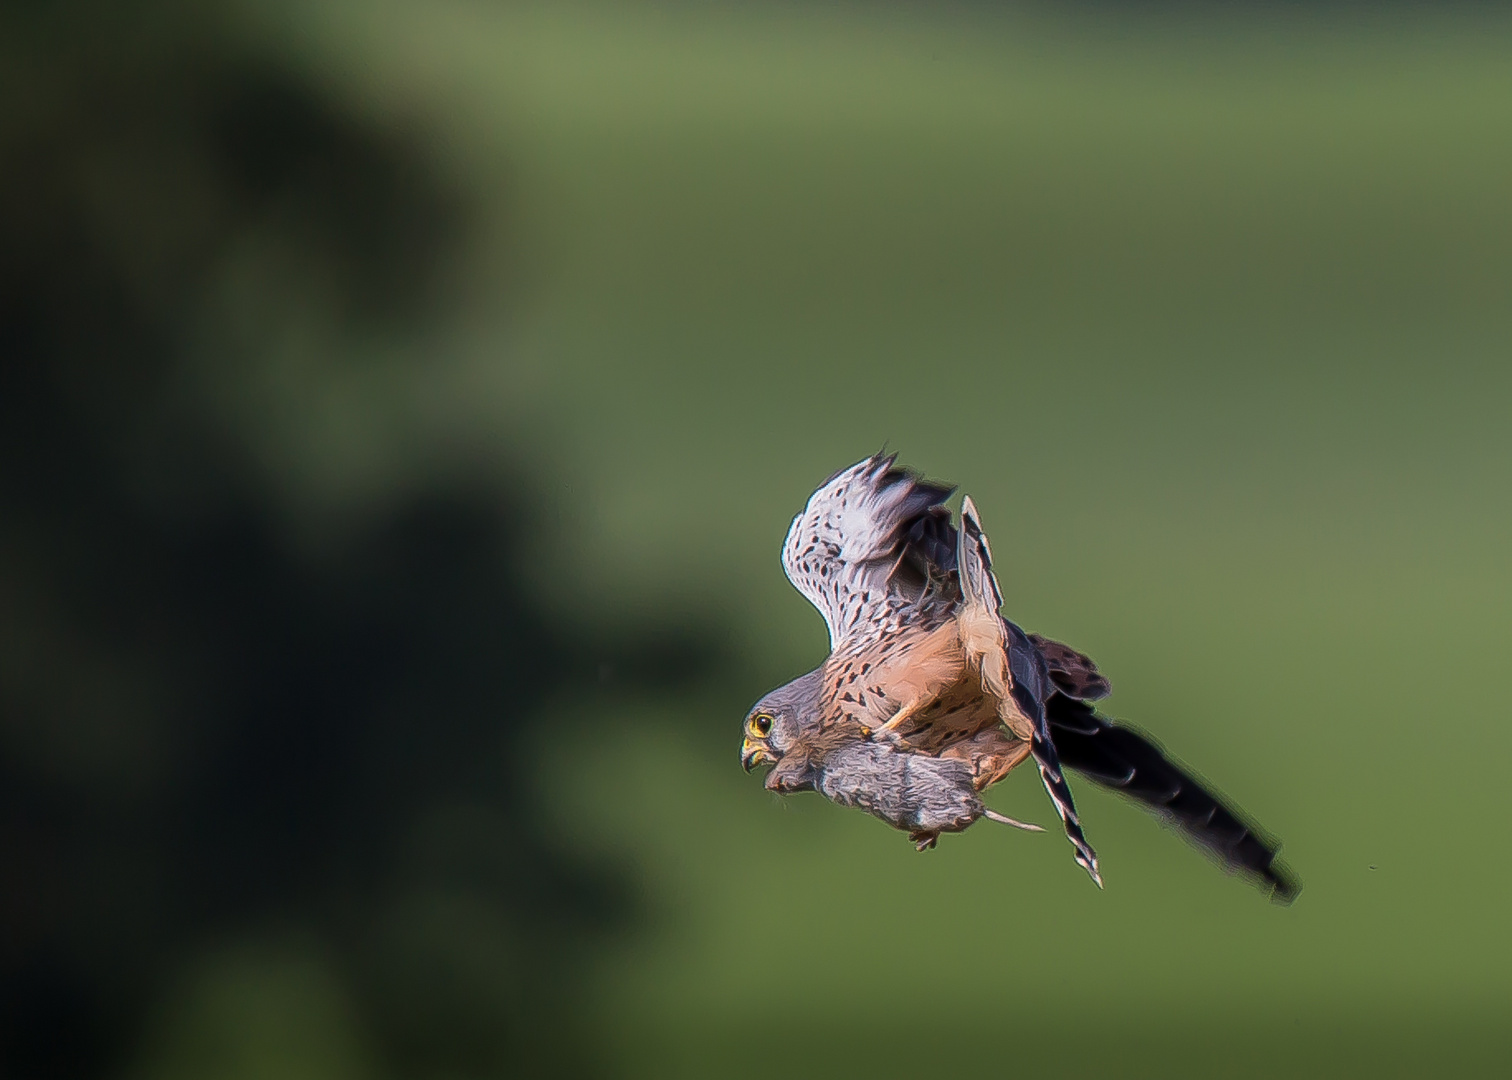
(748, 713), (773, 738)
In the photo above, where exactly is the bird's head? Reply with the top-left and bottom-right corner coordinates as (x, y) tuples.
(740, 668), (822, 776)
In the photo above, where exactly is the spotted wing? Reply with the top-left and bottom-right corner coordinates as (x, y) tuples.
(1030, 634), (1112, 701)
(780, 454), (955, 650)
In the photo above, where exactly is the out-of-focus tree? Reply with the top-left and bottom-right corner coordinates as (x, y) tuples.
(0, 4), (716, 1076)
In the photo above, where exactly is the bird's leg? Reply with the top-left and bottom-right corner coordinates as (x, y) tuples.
(909, 830), (939, 851)
(868, 695), (928, 745)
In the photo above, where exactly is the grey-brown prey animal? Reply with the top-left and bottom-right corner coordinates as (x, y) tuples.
(740, 453), (1299, 902)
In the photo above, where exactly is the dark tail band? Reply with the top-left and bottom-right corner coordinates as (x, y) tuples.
(1047, 694), (1300, 903)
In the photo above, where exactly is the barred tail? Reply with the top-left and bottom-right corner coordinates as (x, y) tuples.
(1032, 731), (1102, 888)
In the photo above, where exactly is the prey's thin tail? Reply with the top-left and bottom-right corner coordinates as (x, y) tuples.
(982, 809), (1045, 832)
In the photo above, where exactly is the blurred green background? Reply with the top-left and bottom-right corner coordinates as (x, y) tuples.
(3, 1), (1510, 1077)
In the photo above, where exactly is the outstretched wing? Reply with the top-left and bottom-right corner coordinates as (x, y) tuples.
(1047, 694), (1300, 902)
(781, 454), (955, 649)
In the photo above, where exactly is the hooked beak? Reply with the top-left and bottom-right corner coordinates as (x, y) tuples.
(741, 737), (776, 772)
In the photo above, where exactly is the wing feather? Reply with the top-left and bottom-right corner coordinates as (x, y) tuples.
(781, 454), (954, 649)
(1030, 634), (1112, 701)
(959, 496), (1102, 885)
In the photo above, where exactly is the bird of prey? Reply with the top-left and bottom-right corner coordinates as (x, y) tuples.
(740, 453), (1299, 901)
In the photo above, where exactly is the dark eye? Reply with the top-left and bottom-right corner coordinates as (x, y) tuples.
(749, 713), (773, 737)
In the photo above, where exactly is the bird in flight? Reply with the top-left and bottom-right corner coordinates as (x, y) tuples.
(740, 453), (1299, 901)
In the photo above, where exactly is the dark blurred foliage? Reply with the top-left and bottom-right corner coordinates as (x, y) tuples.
(0, 4), (720, 1077)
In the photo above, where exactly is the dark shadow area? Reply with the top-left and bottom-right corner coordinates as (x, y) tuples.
(0, 4), (719, 1076)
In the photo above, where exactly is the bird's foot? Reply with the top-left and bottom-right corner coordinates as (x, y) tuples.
(866, 697), (925, 746)
(909, 830), (939, 852)
(866, 725), (910, 749)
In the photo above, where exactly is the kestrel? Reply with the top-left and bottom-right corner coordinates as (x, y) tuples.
(740, 454), (1299, 901)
